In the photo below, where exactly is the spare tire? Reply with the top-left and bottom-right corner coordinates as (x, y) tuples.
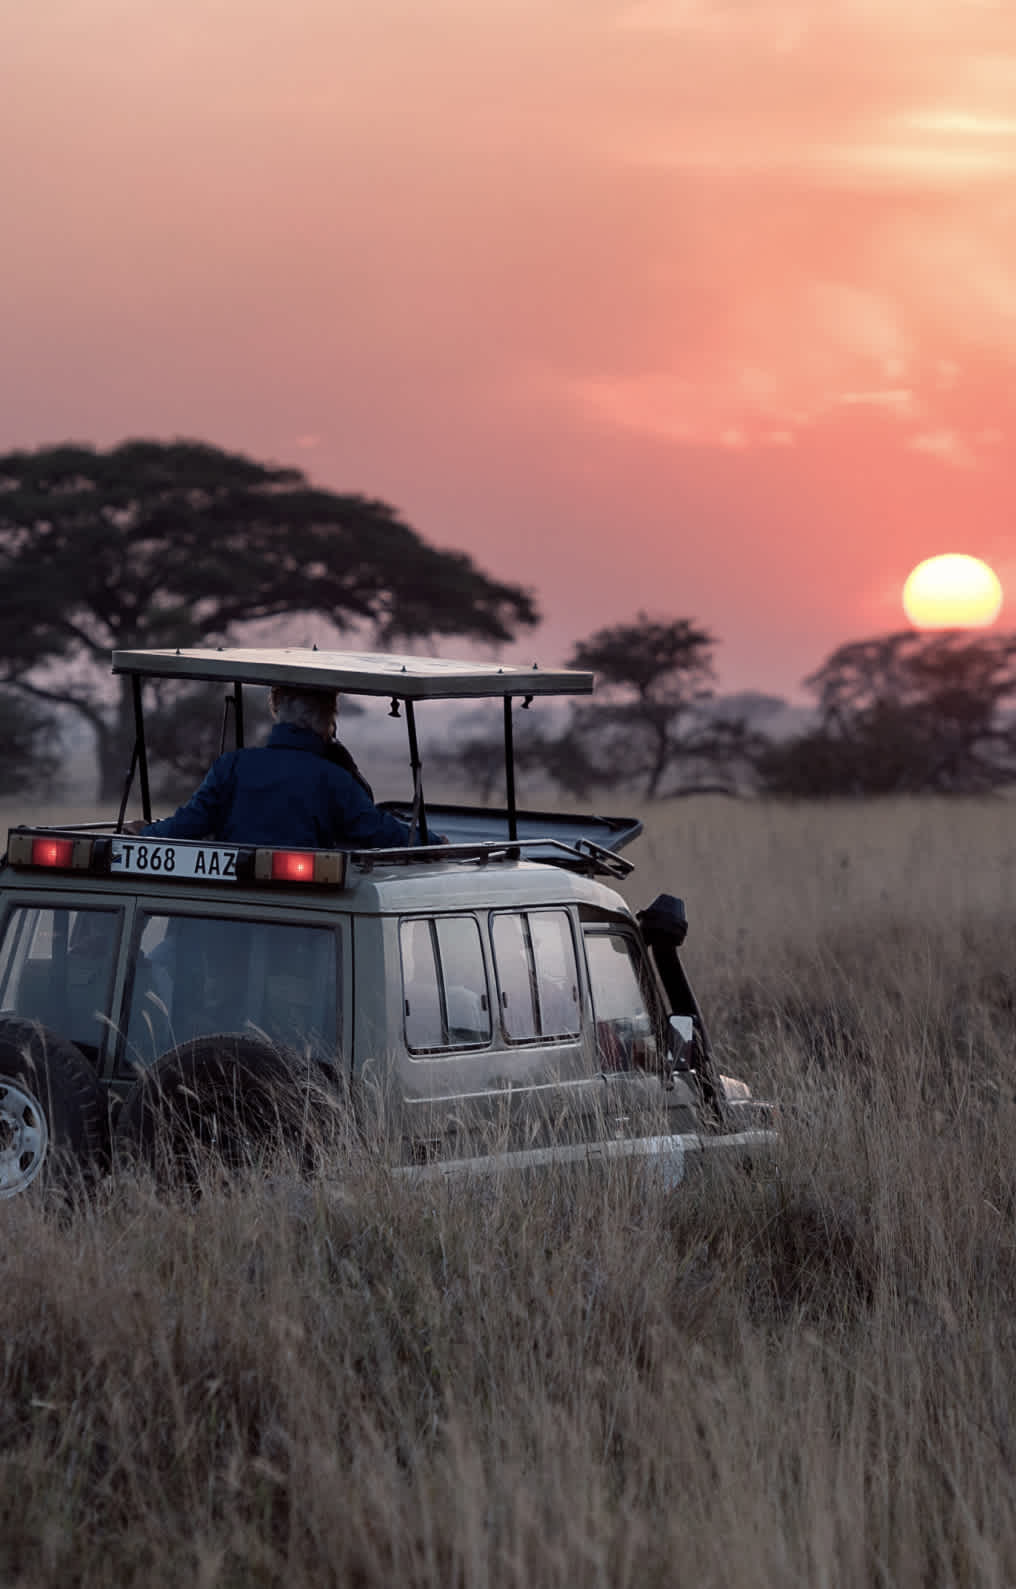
(115, 1034), (343, 1179)
(0, 1016), (106, 1199)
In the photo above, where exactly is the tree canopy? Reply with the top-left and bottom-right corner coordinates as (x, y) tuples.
(757, 629), (1016, 796)
(567, 615), (718, 797)
(0, 440), (538, 797)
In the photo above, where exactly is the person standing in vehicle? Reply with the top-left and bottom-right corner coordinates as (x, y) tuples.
(129, 684), (419, 849)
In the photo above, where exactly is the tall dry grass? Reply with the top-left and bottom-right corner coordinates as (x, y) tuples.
(2, 796), (1016, 1586)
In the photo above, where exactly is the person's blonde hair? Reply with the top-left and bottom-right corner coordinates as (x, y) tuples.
(268, 685), (338, 738)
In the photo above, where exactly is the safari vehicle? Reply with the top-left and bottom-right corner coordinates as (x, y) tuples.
(0, 647), (773, 1197)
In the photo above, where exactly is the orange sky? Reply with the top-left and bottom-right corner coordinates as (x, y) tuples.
(4, 0), (1016, 695)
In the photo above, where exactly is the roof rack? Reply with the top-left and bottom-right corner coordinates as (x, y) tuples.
(3, 827), (633, 885)
(352, 838), (634, 880)
(110, 647), (596, 846)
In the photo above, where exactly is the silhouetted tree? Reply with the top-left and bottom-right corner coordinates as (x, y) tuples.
(567, 615), (717, 798)
(0, 440), (538, 799)
(757, 630), (1016, 795)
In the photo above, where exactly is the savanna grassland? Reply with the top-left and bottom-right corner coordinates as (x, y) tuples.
(3, 797), (1016, 1587)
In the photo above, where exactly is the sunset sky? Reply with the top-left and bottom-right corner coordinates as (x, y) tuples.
(4, 0), (1016, 697)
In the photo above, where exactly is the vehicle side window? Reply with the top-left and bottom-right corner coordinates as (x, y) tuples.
(401, 915), (490, 1053)
(491, 910), (580, 1043)
(401, 919), (443, 1051)
(435, 917), (491, 1045)
(122, 913), (340, 1071)
(0, 906), (121, 1065)
(530, 910), (580, 1037)
(491, 914), (538, 1040)
(583, 929), (658, 1072)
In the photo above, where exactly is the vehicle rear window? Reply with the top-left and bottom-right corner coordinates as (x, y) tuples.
(122, 913), (341, 1072)
(0, 906), (121, 1065)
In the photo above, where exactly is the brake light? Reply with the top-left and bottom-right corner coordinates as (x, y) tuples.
(32, 838), (75, 868)
(6, 832), (100, 872)
(272, 850), (314, 882)
(253, 848), (347, 885)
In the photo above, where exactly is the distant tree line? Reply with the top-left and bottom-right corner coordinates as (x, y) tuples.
(436, 619), (1016, 802)
(755, 630), (1016, 797)
(2, 439), (1014, 802)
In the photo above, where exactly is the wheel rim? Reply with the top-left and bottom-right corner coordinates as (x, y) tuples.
(0, 1076), (49, 1197)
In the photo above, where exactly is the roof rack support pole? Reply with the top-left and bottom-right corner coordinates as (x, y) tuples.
(130, 673), (152, 822)
(503, 696), (518, 841)
(404, 699), (430, 845)
(233, 682), (245, 747)
(115, 740), (140, 833)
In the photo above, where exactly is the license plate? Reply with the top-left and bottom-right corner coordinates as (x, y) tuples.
(109, 840), (240, 881)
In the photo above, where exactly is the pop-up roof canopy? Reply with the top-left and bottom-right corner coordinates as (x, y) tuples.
(112, 647), (596, 843)
(112, 647), (593, 700)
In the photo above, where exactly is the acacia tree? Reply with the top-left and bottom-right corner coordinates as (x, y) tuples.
(757, 629), (1016, 795)
(567, 615), (718, 797)
(0, 440), (538, 798)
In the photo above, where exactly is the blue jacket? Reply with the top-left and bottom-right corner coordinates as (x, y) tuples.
(143, 724), (413, 849)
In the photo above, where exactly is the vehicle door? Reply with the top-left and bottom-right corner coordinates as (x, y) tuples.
(579, 914), (669, 1129)
(390, 905), (614, 1152)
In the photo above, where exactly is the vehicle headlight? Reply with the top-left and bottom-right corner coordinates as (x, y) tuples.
(719, 1074), (752, 1101)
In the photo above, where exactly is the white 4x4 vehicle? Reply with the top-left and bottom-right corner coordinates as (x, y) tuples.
(0, 647), (773, 1196)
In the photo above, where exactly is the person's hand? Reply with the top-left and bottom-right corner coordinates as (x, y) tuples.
(123, 819), (147, 835)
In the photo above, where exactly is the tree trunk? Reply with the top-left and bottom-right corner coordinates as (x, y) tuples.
(644, 724), (670, 800)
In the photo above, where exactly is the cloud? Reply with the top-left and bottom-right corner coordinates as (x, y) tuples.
(836, 390), (914, 412)
(908, 429), (974, 466)
(615, 0), (1009, 38)
(527, 0), (1016, 456)
(537, 277), (922, 447)
(615, 0), (811, 43)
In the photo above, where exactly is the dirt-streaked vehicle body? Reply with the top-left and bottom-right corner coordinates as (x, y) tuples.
(0, 648), (773, 1196)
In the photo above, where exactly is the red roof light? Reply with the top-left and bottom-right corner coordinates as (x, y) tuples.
(32, 837), (75, 869)
(271, 850), (315, 882)
(253, 847), (346, 885)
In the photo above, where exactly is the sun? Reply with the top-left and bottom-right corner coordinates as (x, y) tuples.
(902, 554), (1003, 631)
